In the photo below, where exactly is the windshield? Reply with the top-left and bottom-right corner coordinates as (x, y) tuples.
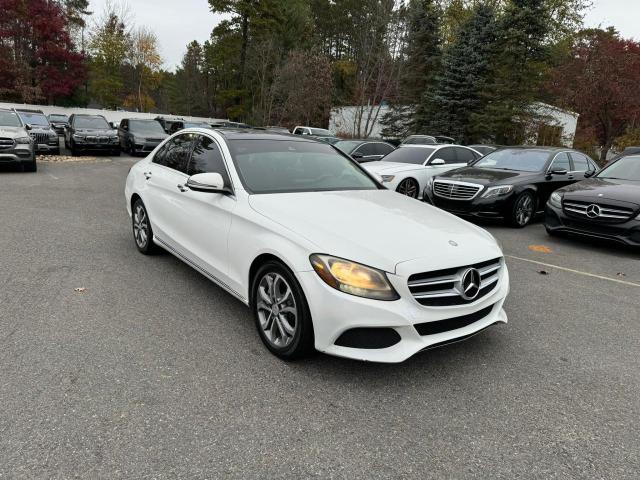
(310, 128), (332, 136)
(474, 149), (549, 172)
(334, 141), (361, 154)
(18, 112), (49, 127)
(184, 122), (210, 129)
(49, 114), (68, 122)
(129, 120), (166, 136)
(598, 155), (640, 181)
(381, 146), (436, 165)
(404, 136), (436, 145)
(228, 139), (378, 193)
(0, 111), (23, 127)
(74, 116), (110, 129)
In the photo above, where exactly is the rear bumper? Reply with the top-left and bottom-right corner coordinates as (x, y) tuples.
(545, 203), (640, 247)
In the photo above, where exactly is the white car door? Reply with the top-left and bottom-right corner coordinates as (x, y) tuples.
(175, 133), (236, 283)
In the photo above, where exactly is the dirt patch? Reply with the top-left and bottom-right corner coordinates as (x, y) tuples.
(37, 154), (108, 163)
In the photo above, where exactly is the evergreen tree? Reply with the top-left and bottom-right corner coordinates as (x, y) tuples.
(420, 3), (498, 143)
(472, 0), (551, 143)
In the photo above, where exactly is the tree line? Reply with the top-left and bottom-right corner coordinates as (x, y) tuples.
(0, 0), (639, 161)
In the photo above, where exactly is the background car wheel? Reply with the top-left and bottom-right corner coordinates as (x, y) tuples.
(509, 191), (536, 228)
(132, 199), (160, 254)
(396, 178), (419, 198)
(251, 261), (314, 360)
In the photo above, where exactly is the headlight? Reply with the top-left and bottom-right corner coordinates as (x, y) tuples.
(481, 185), (513, 198)
(426, 176), (434, 191)
(380, 175), (395, 183)
(15, 136), (32, 144)
(310, 254), (399, 301)
(549, 191), (563, 208)
(72, 134), (85, 141)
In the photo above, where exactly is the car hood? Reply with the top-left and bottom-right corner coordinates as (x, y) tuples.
(558, 178), (640, 204)
(362, 161), (424, 175)
(248, 189), (501, 273)
(436, 166), (537, 186)
(0, 126), (28, 137)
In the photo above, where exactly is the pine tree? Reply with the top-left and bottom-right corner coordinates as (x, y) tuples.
(419, 3), (498, 143)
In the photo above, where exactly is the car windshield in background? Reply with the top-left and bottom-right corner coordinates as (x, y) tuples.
(334, 141), (361, 154)
(228, 139), (378, 194)
(75, 116), (110, 129)
(474, 149), (549, 172)
(310, 128), (332, 136)
(597, 156), (640, 181)
(49, 114), (68, 122)
(130, 120), (166, 136)
(184, 122), (210, 129)
(0, 111), (23, 127)
(381, 146), (436, 165)
(18, 112), (49, 126)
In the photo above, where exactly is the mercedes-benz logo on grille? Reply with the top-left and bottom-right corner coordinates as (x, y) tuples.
(586, 204), (601, 218)
(459, 268), (481, 301)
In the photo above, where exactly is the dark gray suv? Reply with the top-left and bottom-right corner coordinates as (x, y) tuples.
(0, 109), (37, 172)
(15, 109), (60, 155)
(117, 119), (168, 156)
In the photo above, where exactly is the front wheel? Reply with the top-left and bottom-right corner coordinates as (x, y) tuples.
(508, 191), (536, 228)
(396, 178), (419, 198)
(132, 199), (160, 254)
(251, 261), (314, 360)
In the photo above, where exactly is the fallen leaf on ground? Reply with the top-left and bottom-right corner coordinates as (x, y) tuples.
(537, 270), (548, 275)
(528, 245), (553, 253)
(74, 287), (86, 292)
(617, 272), (626, 277)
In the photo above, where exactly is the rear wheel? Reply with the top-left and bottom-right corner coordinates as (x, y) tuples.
(251, 261), (314, 360)
(396, 178), (419, 198)
(132, 199), (160, 254)
(509, 191), (536, 228)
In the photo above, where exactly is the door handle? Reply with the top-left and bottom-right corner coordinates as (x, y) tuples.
(143, 171), (152, 180)
(177, 184), (189, 192)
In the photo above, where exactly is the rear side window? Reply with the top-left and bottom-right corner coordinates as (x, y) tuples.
(187, 135), (231, 187)
(153, 134), (194, 173)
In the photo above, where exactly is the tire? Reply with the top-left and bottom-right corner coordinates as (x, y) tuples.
(396, 178), (419, 199)
(112, 149), (121, 157)
(70, 141), (78, 156)
(132, 199), (160, 254)
(23, 157), (37, 172)
(508, 191), (536, 228)
(53, 148), (60, 156)
(251, 261), (314, 360)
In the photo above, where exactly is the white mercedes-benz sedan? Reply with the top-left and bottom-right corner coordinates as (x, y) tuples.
(362, 144), (482, 199)
(125, 129), (509, 363)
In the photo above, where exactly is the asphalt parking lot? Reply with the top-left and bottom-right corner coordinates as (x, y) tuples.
(1, 152), (639, 479)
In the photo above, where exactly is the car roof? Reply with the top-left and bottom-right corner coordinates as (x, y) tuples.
(15, 108), (44, 114)
(186, 127), (321, 142)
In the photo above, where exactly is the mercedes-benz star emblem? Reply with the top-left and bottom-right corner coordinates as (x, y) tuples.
(448, 240), (458, 247)
(586, 204), (601, 218)
(459, 268), (481, 301)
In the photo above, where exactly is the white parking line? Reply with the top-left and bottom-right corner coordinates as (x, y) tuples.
(49, 173), (59, 180)
(506, 255), (640, 288)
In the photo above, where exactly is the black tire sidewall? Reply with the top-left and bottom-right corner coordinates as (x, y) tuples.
(251, 261), (314, 360)
(132, 199), (158, 254)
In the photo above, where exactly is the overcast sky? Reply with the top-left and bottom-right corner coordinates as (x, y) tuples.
(87, 0), (638, 71)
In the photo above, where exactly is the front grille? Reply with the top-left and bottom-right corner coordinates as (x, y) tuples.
(97, 136), (109, 144)
(414, 304), (495, 336)
(146, 138), (163, 142)
(563, 200), (636, 222)
(29, 132), (49, 144)
(433, 180), (482, 200)
(0, 137), (14, 149)
(408, 257), (502, 307)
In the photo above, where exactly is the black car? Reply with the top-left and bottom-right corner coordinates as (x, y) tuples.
(427, 147), (599, 227)
(118, 119), (168, 156)
(65, 114), (120, 156)
(605, 146), (640, 167)
(334, 139), (396, 162)
(15, 109), (59, 155)
(48, 113), (70, 135)
(545, 154), (640, 246)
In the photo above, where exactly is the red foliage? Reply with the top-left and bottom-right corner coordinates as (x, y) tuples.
(0, 0), (86, 102)
(548, 31), (640, 160)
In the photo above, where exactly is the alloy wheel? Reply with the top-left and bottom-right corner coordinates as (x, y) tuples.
(256, 272), (298, 348)
(515, 194), (534, 226)
(133, 204), (149, 248)
(397, 178), (418, 198)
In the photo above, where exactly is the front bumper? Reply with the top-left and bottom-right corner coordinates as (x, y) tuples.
(35, 142), (60, 153)
(545, 203), (640, 247)
(0, 146), (35, 164)
(429, 191), (513, 219)
(298, 264), (509, 363)
(133, 141), (162, 153)
(73, 141), (120, 152)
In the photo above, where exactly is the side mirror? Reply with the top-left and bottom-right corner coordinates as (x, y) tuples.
(584, 170), (595, 178)
(549, 168), (568, 176)
(430, 158), (445, 166)
(186, 172), (228, 193)
(25, 124), (32, 131)
(352, 152), (364, 159)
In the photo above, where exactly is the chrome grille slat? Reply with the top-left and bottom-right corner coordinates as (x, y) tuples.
(433, 180), (483, 201)
(563, 200), (635, 221)
(0, 138), (14, 149)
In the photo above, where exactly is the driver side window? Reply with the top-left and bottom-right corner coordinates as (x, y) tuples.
(549, 152), (571, 171)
